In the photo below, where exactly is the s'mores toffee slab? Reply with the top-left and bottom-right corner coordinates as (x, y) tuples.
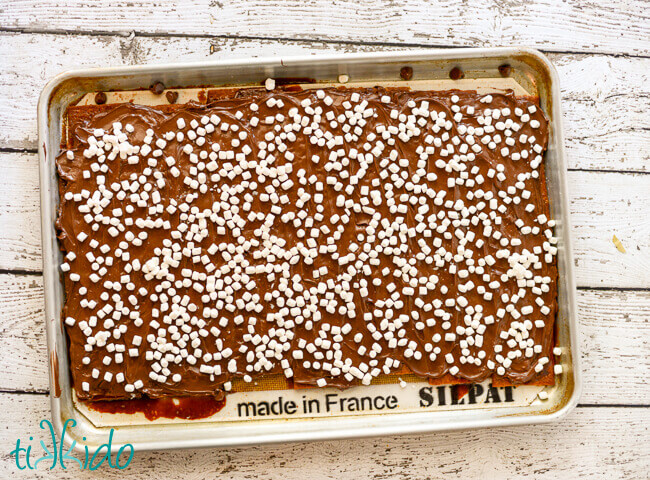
(56, 83), (558, 403)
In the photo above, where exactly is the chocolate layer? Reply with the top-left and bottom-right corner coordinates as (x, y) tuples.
(57, 87), (557, 401)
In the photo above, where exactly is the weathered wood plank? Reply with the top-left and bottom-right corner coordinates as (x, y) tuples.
(0, 393), (647, 479)
(0, 152), (41, 271)
(2, 0), (649, 55)
(0, 274), (45, 392)
(2, 272), (647, 405)
(569, 171), (650, 288)
(555, 54), (650, 174)
(2, 150), (648, 286)
(1, 33), (648, 172)
(577, 288), (650, 404)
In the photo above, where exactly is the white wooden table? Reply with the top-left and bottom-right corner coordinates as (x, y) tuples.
(0, 1), (648, 478)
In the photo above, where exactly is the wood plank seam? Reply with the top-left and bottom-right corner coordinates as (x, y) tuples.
(0, 147), (36, 154)
(568, 168), (650, 176)
(1, 27), (649, 59)
(0, 269), (42, 276)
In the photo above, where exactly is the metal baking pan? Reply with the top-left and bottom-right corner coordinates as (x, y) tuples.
(38, 47), (581, 453)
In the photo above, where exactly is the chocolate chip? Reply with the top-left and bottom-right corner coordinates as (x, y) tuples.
(150, 82), (165, 95)
(498, 64), (513, 77)
(449, 67), (464, 80)
(400, 66), (414, 81)
(166, 91), (179, 104)
(94, 92), (107, 105)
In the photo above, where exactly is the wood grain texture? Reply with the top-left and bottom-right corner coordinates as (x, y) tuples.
(0, 274), (45, 392)
(2, 0), (649, 55)
(0, 3), (648, 474)
(577, 289), (650, 404)
(2, 272), (647, 405)
(569, 171), (650, 288)
(3, 150), (649, 286)
(1, 33), (649, 173)
(0, 152), (41, 270)
(0, 393), (648, 479)
(555, 54), (650, 174)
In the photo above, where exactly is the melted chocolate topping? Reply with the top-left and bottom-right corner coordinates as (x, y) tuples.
(57, 87), (556, 401)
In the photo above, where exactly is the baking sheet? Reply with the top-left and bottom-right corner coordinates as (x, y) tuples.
(38, 48), (581, 452)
